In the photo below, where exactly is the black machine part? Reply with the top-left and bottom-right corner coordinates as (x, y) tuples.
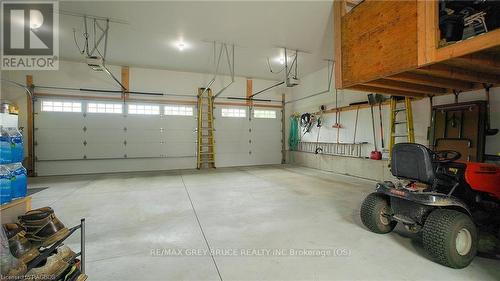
(375, 182), (472, 217)
(390, 143), (461, 185)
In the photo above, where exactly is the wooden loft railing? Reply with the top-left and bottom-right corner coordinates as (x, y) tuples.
(334, 0), (500, 97)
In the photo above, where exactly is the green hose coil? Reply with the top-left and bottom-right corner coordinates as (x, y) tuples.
(288, 116), (299, 151)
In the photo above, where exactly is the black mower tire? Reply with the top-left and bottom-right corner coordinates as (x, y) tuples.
(360, 193), (396, 234)
(422, 209), (478, 269)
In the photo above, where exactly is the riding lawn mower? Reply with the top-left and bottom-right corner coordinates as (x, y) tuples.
(360, 143), (500, 268)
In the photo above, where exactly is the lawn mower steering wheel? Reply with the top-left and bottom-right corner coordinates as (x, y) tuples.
(432, 150), (461, 163)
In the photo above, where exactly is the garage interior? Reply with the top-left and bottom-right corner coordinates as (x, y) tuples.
(1, 1), (499, 280)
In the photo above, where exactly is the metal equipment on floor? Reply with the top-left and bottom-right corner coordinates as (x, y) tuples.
(389, 96), (415, 158)
(196, 88), (216, 169)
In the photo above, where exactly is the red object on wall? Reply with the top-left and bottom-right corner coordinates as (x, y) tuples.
(370, 151), (382, 160)
(465, 162), (500, 200)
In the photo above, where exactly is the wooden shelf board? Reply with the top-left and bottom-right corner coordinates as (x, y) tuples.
(1, 196), (31, 211)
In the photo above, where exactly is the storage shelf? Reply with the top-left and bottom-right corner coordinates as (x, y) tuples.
(27, 219), (86, 274)
(335, 0), (500, 97)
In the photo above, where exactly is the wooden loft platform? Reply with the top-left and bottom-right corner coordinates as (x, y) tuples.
(334, 0), (500, 98)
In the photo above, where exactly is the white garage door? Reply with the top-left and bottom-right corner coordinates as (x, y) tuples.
(214, 105), (282, 167)
(34, 99), (282, 175)
(35, 99), (197, 175)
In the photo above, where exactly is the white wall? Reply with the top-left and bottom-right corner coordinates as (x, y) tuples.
(1, 61), (284, 175)
(286, 66), (500, 158)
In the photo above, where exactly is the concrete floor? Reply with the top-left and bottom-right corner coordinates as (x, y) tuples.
(29, 165), (500, 281)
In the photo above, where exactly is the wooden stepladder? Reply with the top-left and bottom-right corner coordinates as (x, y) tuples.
(389, 96), (415, 159)
(196, 88), (216, 169)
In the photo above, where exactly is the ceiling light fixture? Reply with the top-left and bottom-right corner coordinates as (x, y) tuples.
(274, 56), (294, 65)
(173, 40), (189, 51)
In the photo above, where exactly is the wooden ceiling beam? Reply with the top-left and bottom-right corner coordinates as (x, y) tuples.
(443, 53), (500, 75)
(364, 79), (446, 94)
(350, 85), (427, 98)
(413, 64), (500, 84)
(385, 72), (473, 90)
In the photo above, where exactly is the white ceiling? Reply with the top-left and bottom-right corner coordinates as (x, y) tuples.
(58, 0), (334, 80)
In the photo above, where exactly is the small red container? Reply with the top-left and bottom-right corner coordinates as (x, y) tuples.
(370, 151), (382, 160)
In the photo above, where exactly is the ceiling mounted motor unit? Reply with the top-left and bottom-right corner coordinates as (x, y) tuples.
(86, 56), (105, 71)
(286, 77), (300, 87)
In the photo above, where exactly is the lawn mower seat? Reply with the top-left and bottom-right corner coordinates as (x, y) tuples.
(391, 143), (436, 185)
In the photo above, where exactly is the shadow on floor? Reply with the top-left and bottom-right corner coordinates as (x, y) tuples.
(27, 187), (49, 196)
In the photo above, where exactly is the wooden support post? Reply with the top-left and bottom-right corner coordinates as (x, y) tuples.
(121, 66), (130, 99)
(26, 75), (34, 176)
(246, 79), (253, 107)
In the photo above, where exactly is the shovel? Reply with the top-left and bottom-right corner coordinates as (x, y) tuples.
(368, 94), (382, 160)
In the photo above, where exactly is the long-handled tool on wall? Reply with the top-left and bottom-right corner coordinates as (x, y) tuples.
(314, 105), (326, 154)
(368, 94), (382, 160)
(377, 95), (385, 149)
(332, 88), (343, 143)
(351, 106), (359, 154)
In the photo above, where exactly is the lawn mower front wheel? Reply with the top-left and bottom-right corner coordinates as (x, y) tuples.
(422, 209), (478, 269)
(360, 193), (397, 234)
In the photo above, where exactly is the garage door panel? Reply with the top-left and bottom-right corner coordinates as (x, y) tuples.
(84, 114), (125, 128)
(165, 142), (196, 157)
(126, 142), (165, 157)
(164, 130), (196, 141)
(163, 116), (196, 130)
(248, 108), (282, 164)
(216, 153), (251, 167)
(216, 121), (249, 131)
(250, 152), (281, 165)
(251, 144), (281, 155)
(126, 129), (163, 142)
(215, 131), (249, 142)
(36, 143), (85, 160)
(85, 143), (125, 158)
(217, 141), (249, 153)
(125, 116), (164, 129)
(252, 134), (281, 143)
(35, 128), (84, 144)
(85, 129), (126, 142)
(35, 113), (85, 128)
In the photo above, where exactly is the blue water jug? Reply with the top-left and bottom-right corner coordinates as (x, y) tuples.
(0, 128), (12, 164)
(0, 165), (12, 204)
(7, 128), (23, 163)
(6, 163), (27, 199)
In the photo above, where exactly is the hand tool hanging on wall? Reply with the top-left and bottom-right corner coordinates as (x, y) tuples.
(351, 106), (360, 154)
(353, 106), (360, 143)
(377, 95), (385, 149)
(314, 105), (326, 154)
(332, 88), (343, 144)
(368, 94), (382, 160)
(300, 113), (316, 136)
